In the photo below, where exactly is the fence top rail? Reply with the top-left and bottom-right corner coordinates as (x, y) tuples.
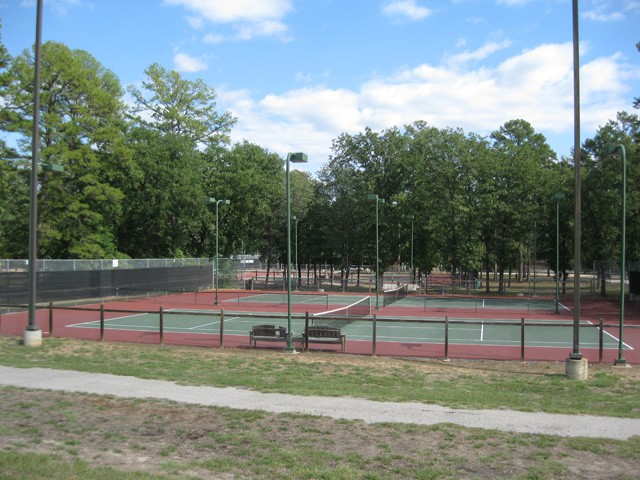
(31, 304), (639, 329)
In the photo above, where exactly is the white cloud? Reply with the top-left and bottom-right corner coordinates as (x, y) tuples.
(164, 0), (292, 40)
(234, 20), (290, 41)
(583, 7), (624, 22)
(173, 52), (208, 73)
(382, 0), (432, 20)
(496, 0), (531, 6)
(186, 15), (205, 29)
(203, 32), (226, 44)
(217, 42), (638, 172)
(445, 40), (512, 68)
(164, 0), (291, 23)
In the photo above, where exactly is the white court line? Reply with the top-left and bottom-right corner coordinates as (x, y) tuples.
(188, 321), (219, 330)
(587, 320), (635, 350)
(67, 312), (148, 328)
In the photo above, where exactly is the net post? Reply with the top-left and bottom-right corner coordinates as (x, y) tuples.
(520, 317), (525, 362)
(48, 301), (53, 337)
(219, 309), (224, 348)
(372, 314), (377, 356)
(598, 317), (604, 364)
(100, 303), (105, 341)
(159, 306), (164, 345)
(444, 315), (449, 360)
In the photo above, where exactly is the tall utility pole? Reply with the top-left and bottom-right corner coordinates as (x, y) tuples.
(24, 0), (44, 347)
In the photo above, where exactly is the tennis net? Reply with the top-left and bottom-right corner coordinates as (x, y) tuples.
(312, 296), (371, 328)
(383, 284), (408, 307)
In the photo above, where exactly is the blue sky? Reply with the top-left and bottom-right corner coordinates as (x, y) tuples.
(2, 0), (639, 172)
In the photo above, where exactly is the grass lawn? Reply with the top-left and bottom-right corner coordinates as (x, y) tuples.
(1, 335), (639, 479)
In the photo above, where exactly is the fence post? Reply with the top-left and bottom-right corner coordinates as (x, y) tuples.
(100, 303), (105, 341)
(49, 302), (53, 337)
(599, 317), (604, 364)
(219, 309), (224, 348)
(520, 317), (525, 361)
(372, 314), (377, 356)
(159, 306), (164, 345)
(304, 312), (309, 352)
(444, 315), (449, 360)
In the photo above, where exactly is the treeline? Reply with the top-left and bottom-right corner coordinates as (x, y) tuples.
(0, 30), (638, 294)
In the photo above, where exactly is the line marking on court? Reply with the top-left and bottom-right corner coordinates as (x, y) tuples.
(588, 320), (635, 350)
(67, 312), (148, 328)
(188, 321), (219, 330)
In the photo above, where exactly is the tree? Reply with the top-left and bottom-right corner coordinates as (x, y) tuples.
(488, 119), (556, 293)
(204, 142), (284, 276)
(121, 64), (238, 257)
(582, 112), (640, 295)
(0, 23), (28, 258)
(634, 41), (639, 110)
(1, 41), (131, 258)
(118, 129), (206, 257)
(127, 63), (236, 147)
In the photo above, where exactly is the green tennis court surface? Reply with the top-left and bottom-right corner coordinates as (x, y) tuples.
(400, 295), (570, 312)
(67, 309), (630, 350)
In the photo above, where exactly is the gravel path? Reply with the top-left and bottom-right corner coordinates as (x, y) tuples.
(2, 366), (639, 440)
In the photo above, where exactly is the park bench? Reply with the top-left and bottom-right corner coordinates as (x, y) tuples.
(249, 324), (288, 348)
(302, 325), (346, 352)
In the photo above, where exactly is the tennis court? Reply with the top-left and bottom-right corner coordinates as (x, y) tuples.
(3, 289), (638, 363)
(397, 294), (569, 313)
(64, 306), (629, 351)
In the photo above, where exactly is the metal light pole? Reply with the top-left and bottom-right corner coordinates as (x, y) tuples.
(206, 197), (230, 305)
(607, 144), (627, 366)
(533, 214), (538, 296)
(293, 215), (299, 290)
(367, 194), (385, 309)
(24, 0), (44, 347)
(569, 0), (583, 362)
(215, 199), (230, 305)
(553, 193), (565, 314)
(406, 215), (414, 284)
(286, 153), (308, 351)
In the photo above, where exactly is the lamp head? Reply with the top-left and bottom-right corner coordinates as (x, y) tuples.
(41, 163), (64, 172)
(606, 144), (624, 157)
(288, 152), (308, 163)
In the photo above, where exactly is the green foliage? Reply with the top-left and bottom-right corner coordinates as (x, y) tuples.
(127, 62), (236, 147)
(0, 26), (637, 278)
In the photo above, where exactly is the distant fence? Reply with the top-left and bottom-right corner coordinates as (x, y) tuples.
(0, 258), (262, 306)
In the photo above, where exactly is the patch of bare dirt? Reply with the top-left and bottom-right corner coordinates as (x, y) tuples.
(1, 387), (638, 479)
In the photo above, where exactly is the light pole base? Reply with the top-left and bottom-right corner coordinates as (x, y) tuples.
(23, 328), (43, 347)
(613, 358), (629, 367)
(565, 357), (588, 380)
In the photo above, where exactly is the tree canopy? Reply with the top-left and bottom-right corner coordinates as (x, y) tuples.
(1, 30), (638, 295)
